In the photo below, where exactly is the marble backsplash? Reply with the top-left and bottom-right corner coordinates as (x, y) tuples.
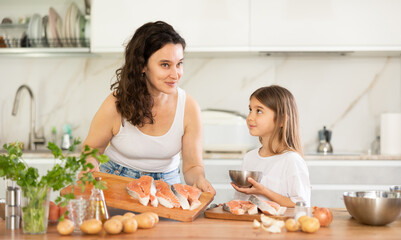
(0, 54), (400, 154)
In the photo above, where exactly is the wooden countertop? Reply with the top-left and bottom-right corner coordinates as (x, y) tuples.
(1, 209), (401, 239)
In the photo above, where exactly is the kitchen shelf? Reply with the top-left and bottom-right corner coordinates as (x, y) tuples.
(0, 47), (94, 57)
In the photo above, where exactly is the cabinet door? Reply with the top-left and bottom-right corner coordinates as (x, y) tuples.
(91, 0), (249, 52)
(250, 0), (401, 48)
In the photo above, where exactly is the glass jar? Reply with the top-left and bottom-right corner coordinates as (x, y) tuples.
(67, 197), (88, 232)
(294, 201), (310, 220)
(21, 186), (50, 234)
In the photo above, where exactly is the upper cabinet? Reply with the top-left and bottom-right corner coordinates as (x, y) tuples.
(91, 0), (250, 53)
(250, 0), (401, 52)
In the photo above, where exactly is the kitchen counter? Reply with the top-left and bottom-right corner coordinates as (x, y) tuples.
(2, 149), (400, 160)
(1, 209), (400, 239)
(203, 152), (401, 160)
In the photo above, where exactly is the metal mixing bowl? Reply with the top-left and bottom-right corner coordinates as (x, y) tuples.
(343, 191), (401, 226)
(390, 185), (401, 193)
(229, 170), (262, 188)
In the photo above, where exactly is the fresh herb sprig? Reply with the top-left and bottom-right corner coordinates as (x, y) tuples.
(0, 139), (109, 219)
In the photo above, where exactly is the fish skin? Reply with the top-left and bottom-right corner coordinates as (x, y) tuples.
(171, 184), (190, 210)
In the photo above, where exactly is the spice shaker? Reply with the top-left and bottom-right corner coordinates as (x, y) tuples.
(294, 201), (310, 221)
(5, 184), (21, 229)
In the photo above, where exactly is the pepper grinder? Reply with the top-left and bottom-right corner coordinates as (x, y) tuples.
(5, 181), (21, 230)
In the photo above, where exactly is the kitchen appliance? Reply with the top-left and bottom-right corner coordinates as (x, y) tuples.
(201, 109), (258, 154)
(343, 191), (401, 226)
(317, 126), (333, 154)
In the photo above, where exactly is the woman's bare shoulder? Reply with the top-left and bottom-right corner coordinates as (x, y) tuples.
(99, 93), (119, 117)
(184, 93), (200, 113)
(183, 93), (201, 128)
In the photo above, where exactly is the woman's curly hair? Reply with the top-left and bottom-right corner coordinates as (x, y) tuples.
(111, 21), (186, 127)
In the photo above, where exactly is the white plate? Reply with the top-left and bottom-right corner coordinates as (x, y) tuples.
(63, 4), (72, 46)
(69, 3), (78, 46)
(28, 14), (41, 46)
(49, 7), (62, 47)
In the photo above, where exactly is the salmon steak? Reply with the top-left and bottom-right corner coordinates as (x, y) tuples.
(172, 183), (202, 210)
(154, 180), (181, 209)
(249, 195), (286, 216)
(223, 200), (258, 215)
(126, 175), (158, 207)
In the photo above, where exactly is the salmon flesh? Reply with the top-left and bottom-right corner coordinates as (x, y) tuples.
(154, 180), (181, 208)
(223, 200), (258, 215)
(126, 175), (158, 207)
(172, 183), (202, 210)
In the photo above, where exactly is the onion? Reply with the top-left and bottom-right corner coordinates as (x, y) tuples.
(313, 207), (333, 227)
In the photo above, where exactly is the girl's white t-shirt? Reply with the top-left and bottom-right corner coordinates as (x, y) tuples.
(234, 149), (311, 206)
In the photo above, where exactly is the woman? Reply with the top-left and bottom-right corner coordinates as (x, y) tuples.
(83, 21), (215, 194)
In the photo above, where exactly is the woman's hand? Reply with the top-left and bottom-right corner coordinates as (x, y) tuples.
(231, 177), (266, 195)
(193, 176), (216, 195)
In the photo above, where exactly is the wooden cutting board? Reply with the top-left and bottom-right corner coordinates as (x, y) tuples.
(60, 172), (214, 222)
(204, 206), (294, 221)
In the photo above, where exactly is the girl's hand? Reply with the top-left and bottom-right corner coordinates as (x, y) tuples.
(231, 177), (266, 195)
(193, 176), (216, 195)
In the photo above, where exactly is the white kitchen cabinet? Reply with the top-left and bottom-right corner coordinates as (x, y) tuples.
(91, 0), (249, 53)
(250, 0), (401, 52)
(308, 160), (401, 208)
(203, 158), (401, 207)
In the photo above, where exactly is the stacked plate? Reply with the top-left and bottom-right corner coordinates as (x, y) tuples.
(27, 13), (42, 47)
(63, 2), (87, 47)
(48, 7), (63, 47)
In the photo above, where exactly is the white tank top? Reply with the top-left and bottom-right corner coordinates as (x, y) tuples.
(104, 87), (186, 172)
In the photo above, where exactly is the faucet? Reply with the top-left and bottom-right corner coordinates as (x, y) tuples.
(11, 85), (45, 150)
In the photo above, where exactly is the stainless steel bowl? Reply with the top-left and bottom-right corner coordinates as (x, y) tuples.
(343, 191), (401, 226)
(229, 170), (262, 188)
(390, 185), (401, 193)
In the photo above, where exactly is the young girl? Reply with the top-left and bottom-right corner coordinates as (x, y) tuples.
(232, 85), (311, 207)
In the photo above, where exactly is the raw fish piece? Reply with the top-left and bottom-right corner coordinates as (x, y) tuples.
(184, 185), (202, 210)
(171, 184), (190, 210)
(154, 180), (181, 208)
(223, 200), (258, 215)
(172, 184), (202, 210)
(249, 195), (285, 216)
(126, 175), (158, 207)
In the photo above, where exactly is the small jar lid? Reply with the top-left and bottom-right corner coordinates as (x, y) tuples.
(295, 201), (306, 207)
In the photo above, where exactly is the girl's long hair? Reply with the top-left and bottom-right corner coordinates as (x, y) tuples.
(251, 85), (303, 156)
(111, 21), (186, 127)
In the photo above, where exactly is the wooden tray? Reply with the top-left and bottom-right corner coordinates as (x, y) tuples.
(204, 206), (294, 221)
(60, 172), (214, 222)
